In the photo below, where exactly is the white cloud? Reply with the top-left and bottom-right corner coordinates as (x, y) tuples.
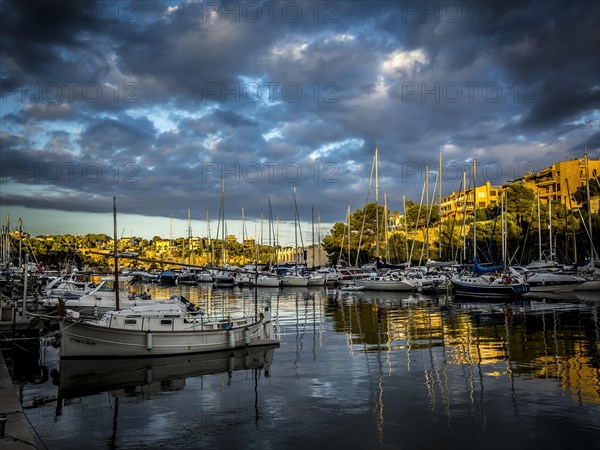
(381, 49), (428, 77)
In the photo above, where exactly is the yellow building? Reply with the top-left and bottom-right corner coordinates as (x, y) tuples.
(509, 155), (600, 207)
(155, 239), (170, 254)
(440, 180), (501, 222)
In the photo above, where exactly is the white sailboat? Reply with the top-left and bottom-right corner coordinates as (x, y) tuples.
(354, 148), (415, 292)
(281, 187), (308, 287)
(59, 198), (279, 359)
(213, 179), (236, 288)
(60, 301), (277, 358)
(451, 162), (529, 299)
(40, 276), (156, 316)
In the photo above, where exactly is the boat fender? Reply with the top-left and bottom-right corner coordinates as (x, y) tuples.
(146, 331), (153, 351)
(244, 327), (250, 345)
(227, 329), (235, 348)
(50, 334), (61, 348)
(502, 275), (511, 284)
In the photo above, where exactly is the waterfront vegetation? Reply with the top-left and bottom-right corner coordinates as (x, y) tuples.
(4, 182), (599, 271)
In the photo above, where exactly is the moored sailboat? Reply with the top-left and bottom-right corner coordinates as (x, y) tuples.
(59, 197), (279, 359)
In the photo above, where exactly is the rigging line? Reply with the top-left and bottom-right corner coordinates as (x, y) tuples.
(519, 197), (537, 265)
(408, 173), (427, 267)
(355, 150), (377, 267)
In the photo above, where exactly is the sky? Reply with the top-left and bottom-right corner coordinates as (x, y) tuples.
(1, 0), (599, 244)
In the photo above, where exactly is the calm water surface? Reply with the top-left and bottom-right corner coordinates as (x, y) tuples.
(15, 283), (600, 449)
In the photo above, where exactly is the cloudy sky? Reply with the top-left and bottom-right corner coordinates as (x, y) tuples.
(1, 0), (599, 243)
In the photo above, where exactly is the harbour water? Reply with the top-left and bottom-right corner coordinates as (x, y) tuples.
(10, 283), (600, 449)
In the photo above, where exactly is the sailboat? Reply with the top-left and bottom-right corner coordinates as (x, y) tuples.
(280, 187), (309, 287)
(355, 147), (416, 292)
(574, 153), (600, 295)
(256, 198), (281, 287)
(450, 162), (529, 299)
(305, 207), (325, 286)
(213, 179), (236, 288)
(523, 179), (587, 293)
(59, 198), (278, 358)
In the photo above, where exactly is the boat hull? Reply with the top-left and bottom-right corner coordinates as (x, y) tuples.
(60, 316), (277, 359)
(451, 278), (528, 299)
(256, 276), (280, 287)
(355, 279), (414, 291)
(280, 276), (308, 287)
(526, 273), (586, 293)
(213, 277), (236, 288)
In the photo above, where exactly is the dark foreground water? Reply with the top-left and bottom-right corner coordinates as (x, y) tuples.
(12, 284), (600, 449)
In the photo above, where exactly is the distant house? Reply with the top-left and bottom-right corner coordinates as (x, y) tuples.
(155, 239), (171, 254)
(509, 156), (600, 208)
(440, 180), (500, 222)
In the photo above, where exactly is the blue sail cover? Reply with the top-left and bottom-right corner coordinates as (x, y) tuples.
(472, 257), (503, 274)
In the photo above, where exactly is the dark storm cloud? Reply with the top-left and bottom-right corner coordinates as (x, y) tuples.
(1, 0), (598, 227)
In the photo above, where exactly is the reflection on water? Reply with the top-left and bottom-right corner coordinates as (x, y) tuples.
(14, 283), (600, 449)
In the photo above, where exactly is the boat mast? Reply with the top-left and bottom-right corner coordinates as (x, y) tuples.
(439, 148), (443, 260)
(472, 159), (477, 260)
(113, 197), (120, 311)
(402, 195), (409, 263)
(317, 211), (322, 267)
(268, 197), (274, 267)
(462, 170), (467, 263)
(537, 190), (542, 261)
(311, 205), (315, 268)
(169, 213), (173, 259)
(425, 164), (429, 262)
(220, 178), (226, 268)
(293, 187), (298, 274)
(206, 209), (213, 267)
(260, 213), (264, 264)
(187, 208), (192, 266)
(347, 203), (351, 265)
(501, 189), (506, 268)
(584, 152), (595, 264)
(375, 147), (380, 262)
(548, 196), (553, 261)
(384, 193), (389, 263)
(565, 179), (577, 263)
(276, 216), (280, 267)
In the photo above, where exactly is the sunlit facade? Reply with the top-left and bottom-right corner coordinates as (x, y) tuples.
(509, 156), (600, 209)
(440, 180), (501, 222)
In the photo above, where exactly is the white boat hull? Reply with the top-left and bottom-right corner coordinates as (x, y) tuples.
(256, 276), (280, 287)
(60, 314), (276, 359)
(526, 272), (586, 293)
(307, 276), (325, 286)
(280, 276), (308, 287)
(355, 279), (414, 291)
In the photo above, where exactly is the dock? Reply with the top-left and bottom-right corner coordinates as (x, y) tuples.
(0, 351), (38, 449)
(1, 299), (43, 449)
